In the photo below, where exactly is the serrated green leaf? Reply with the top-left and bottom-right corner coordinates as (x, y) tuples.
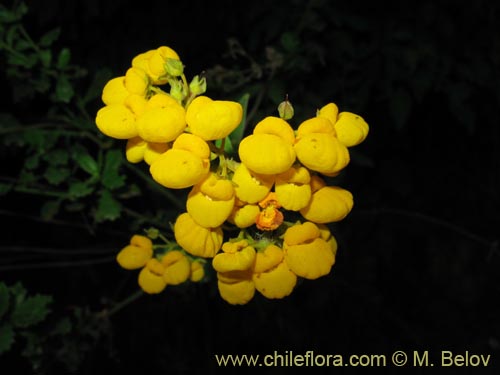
(0, 323), (15, 354)
(68, 181), (94, 199)
(9, 282), (26, 304)
(95, 189), (122, 222)
(44, 166), (71, 185)
(55, 75), (74, 103)
(24, 153), (40, 169)
(56, 48), (71, 69)
(39, 28), (60, 47)
(73, 151), (99, 176)
(101, 150), (125, 190)
(40, 199), (61, 220)
(0, 283), (9, 319)
(11, 294), (52, 328)
(44, 149), (69, 166)
(39, 49), (52, 68)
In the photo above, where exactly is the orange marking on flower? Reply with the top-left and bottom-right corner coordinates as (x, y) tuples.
(256, 192), (284, 231)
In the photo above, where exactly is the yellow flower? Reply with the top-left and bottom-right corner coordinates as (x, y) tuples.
(95, 104), (138, 139)
(238, 117), (296, 175)
(316, 102), (339, 125)
(116, 234), (153, 270)
(101, 76), (128, 106)
(126, 137), (170, 165)
(143, 142), (170, 165)
(294, 132), (350, 175)
(212, 240), (256, 273)
(138, 259), (167, 294)
(124, 67), (150, 96)
(317, 224), (338, 257)
(147, 46), (181, 84)
(274, 166), (312, 211)
(231, 163), (274, 204)
(190, 260), (205, 282)
(333, 112), (369, 147)
(161, 250), (191, 285)
(255, 192), (284, 231)
(296, 117), (336, 137)
(174, 212), (223, 257)
(131, 50), (155, 73)
(300, 186), (353, 224)
(283, 222), (335, 279)
(252, 244), (297, 299)
(149, 133), (210, 189)
(213, 240), (256, 305)
(185, 96), (243, 141)
(253, 116), (296, 144)
(145, 92), (179, 110)
(124, 94), (148, 117)
(136, 101), (186, 143)
(228, 201), (260, 228)
(187, 173), (235, 228)
(239, 133), (296, 175)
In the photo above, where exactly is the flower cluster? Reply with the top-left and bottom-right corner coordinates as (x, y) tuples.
(95, 45), (369, 305)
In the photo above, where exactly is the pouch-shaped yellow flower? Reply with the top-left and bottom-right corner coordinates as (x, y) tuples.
(239, 133), (296, 175)
(217, 278), (255, 305)
(212, 241), (256, 273)
(274, 166), (312, 211)
(161, 250), (191, 285)
(317, 103), (339, 125)
(190, 260), (205, 282)
(124, 67), (150, 96)
(300, 186), (353, 224)
(283, 222), (335, 279)
(174, 212), (223, 257)
(131, 50), (155, 73)
(136, 104), (186, 143)
(296, 117), (336, 137)
(334, 112), (369, 147)
(231, 163), (274, 204)
(95, 104), (138, 139)
(101, 76), (128, 106)
(294, 132), (349, 175)
(124, 94), (148, 117)
(229, 203), (260, 228)
(187, 174), (235, 228)
(143, 142), (170, 165)
(317, 224), (339, 257)
(253, 116), (295, 144)
(185, 96), (243, 141)
(116, 234), (153, 270)
(125, 137), (147, 164)
(253, 260), (297, 299)
(138, 259), (167, 294)
(145, 92), (179, 110)
(147, 46), (181, 84)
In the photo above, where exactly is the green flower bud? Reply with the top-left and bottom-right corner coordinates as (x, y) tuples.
(169, 78), (187, 102)
(278, 98), (294, 120)
(165, 58), (184, 77)
(189, 74), (207, 96)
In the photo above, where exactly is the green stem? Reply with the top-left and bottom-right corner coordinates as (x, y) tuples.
(106, 289), (144, 317)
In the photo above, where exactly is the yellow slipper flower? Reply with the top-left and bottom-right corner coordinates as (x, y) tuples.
(228, 203), (260, 228)
(174, 212), (223, 258)
(161, 250), (191, 285)
(334, 112), (369, 147)
(316, 102), (339, 125)
(138, 259), (167, 294)
(217, 278), (255, 305)
(283, 222), (335, 280)
(125, 137), (147, 164)
(95, 104), (138, 139)
(296, 117), (336, 137)
(185, 96), (243, 141)
(274, 166), (312, 211)
(116, 234), (153, 270)
(212, 240), (256, 273)
(136, 104), (186, 143)
(231, 163), (274, 204)
(101, 76), (128, 106)
(190, 260), (205, 282)
(253, 256), (297, 300)
(300, 186), (353, 224)
(124, 67), (150, 96)
(253, 116), (295, 144)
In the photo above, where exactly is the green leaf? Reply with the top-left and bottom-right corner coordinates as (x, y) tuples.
(95, 189), (122, 222)
(56, 48), (71, 69)
(11, 294), (52, 328)
(24, 153), (40, 169)
(0, 324), (15, 354)
(44, 149), (69, 166)
(40, 199), (61, 220)
(39, 49), (52, 68)
(0, 283), (9, 319)
(73, 150), (99, 177)
(9, 282), (27, 305)
(39, 28), (60, 47)
(0, 182), (13, 196)
(68, 181), (94, 199)
(55, 75), (74, 103)
(43, 166), (71, 185)
(101, 150), (125, 190)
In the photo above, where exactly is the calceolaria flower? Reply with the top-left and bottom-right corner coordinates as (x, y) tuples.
(98, 45), (369, 305)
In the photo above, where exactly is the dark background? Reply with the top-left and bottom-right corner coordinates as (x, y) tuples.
(1, 0), (499, 373)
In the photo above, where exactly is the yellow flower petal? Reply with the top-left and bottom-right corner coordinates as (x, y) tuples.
(146, 92), (180, 110)
(334, 112), (369, 147)
(231, 163), (274, 204)
(239, 133), (296, 175)
(138, 262), (167, 294)
(174, 212), (223, 258)
(95, 104), (138, 139)
(162, 251), (191, 285)
(297, 117), (336, 137)
(284, 237), (335, 279)
(229, 204), (260, 228)
(212, 245), (256, 273)
(143, 142), (170, 165)
(253, 245), (283, 274)
(253, 261), (297, 299)
(172, 133), (210, 160)
(275, 166), (312, 211)
(186, 96), (243, 141)
(294, 133), (349, 175)
(101, 77), (128, 106)
(217, 279), (255, 305)
(124, 94), (148, 117)
(116, 245), (151, 270)
(124, 67), (150, 96)
(317, 103), (339, 125)
(253, 116), (295, 144)
(125, 137), (147, 164)
(150, 149), (209, 189)
(136, 105), (186, 143)
(300, 186), (353, 224)
(190, 260), (205, 282)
